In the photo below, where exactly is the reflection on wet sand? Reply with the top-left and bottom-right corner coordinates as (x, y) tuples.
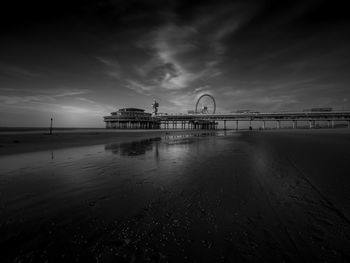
(104, 132), (221, 158)
(105, 138), (161, 156)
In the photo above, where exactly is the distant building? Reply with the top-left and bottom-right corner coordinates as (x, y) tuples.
(104, 108), (160, 129)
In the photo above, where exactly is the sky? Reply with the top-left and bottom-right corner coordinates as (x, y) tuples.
(1, 0), (350, 127)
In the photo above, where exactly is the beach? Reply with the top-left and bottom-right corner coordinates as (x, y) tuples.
(1, 129), (350, 262)
(0, 129), (208, 156)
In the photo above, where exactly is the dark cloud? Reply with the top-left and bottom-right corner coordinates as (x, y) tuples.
(1, 0), (350, 126)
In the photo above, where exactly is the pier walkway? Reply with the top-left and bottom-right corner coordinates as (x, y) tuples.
(156, 111), (350, 129)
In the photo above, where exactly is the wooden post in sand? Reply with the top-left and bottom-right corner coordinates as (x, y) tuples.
(49, 118), (53, 135)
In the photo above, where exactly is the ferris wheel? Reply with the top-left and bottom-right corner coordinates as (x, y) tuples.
(195, 94), (216, 114)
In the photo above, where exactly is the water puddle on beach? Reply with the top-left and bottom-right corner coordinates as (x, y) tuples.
(0, 131), (232, 226)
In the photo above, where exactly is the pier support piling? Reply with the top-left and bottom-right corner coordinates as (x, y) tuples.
(293, 120), (297, 129)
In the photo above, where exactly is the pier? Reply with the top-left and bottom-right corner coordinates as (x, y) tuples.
(156, 110), (350, 130)
(104, 94), (350, 130)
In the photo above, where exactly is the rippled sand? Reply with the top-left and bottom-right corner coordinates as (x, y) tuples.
(1, 130), (350, 262)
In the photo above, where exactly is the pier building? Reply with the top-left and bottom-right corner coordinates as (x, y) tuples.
(104, 108), (160, 129)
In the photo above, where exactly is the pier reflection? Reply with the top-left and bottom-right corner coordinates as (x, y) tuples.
(105, 138), (161, 156)
(104, 132), (222, 157)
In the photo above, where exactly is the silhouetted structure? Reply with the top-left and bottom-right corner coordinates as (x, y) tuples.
(103, 97), (350, 130)
(104, 108), (160, 129)
(152, 100), (159, 115)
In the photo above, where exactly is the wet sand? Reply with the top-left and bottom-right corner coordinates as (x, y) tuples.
(1, 129), (350, 262)
(0, 129), (208, 156)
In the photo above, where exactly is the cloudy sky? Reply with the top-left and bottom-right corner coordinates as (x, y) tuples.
(1, 0), (350, 127)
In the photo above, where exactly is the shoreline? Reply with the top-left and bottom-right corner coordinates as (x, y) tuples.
(0, 129), (225, 156)
(1, 128), (349, 156)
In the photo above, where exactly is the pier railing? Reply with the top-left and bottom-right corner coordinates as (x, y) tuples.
(156, 111), (350, 129)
